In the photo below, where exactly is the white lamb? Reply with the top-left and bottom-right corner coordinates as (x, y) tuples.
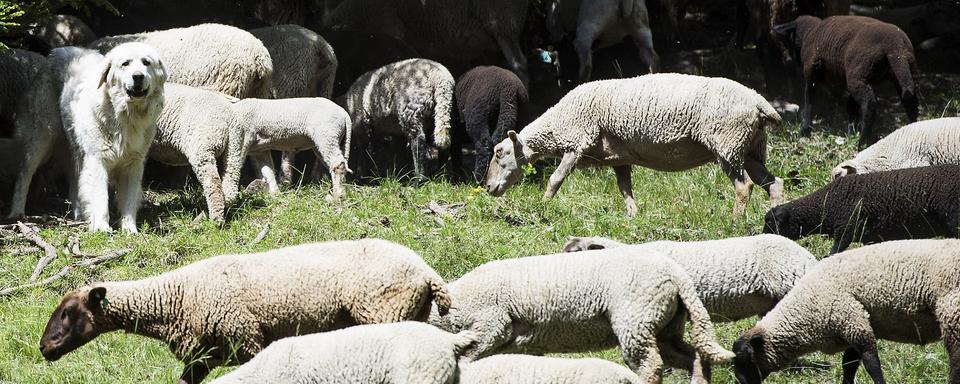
(833, 117), (960, 178)
(341, 58), (453, 181)
(485, 73), (785, 216)
(209, 322), (476, 384)
(430, 249), (735, 382)
(459, 355), (642, 384)
(563, 234), (818, 322)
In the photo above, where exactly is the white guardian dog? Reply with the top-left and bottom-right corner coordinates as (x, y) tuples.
(56, 43), (166, 232)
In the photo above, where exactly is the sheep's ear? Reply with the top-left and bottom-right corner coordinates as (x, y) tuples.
(587, 244), (606, 250)
(97, 59), (112, 89)
(87, 287), (107, 309)
(770, 21), (797, 38)
(507, 130), (518, 142)
(749, 333), (765, 352)
(842, 165), (857, 176)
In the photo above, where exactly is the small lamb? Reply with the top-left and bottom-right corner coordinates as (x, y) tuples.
(734, 239), (960, 383)
(485, 73), (784, 216)
(430, 249), (735, 382)
(562, 234), (817, 322)
(38, 239), (451, 384)
(209, 322), (476, 384)
(833, 117), (960, 178)
(459, 355), (642, 384)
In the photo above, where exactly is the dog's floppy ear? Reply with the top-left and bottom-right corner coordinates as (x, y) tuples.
(154, 57), (168, 84)
(97, 58), (112, 89)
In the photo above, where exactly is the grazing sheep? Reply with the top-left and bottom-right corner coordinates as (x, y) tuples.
(454, 66), (528, 182)
(772, 15), (919, 147)
(459, 355), (642, 384)
(484, 73), (784, 216)
(733, 239), (960, 384)
(209, 322), (476, 384)
(0, 49), (48, 135)
(38, 239), (451, 384)
(250, 24), (338, 186)
(25, 15), (97, 53)
(833, 117), (960, 178)
(430, 250), (735, 382)
(341, 58), (454, 181)
(90, 23), (274, 99)
(562, 234), (817, 322)
(764, 164), (960, 254)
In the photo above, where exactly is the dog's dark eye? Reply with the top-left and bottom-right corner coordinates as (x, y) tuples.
(121, 60), (131, 67)
(141, 59), (151, 66)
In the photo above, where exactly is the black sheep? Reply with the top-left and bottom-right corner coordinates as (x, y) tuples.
(453, 66), (529, 182)
(764, 164), (960, 254)
(773, 15), (919, 148)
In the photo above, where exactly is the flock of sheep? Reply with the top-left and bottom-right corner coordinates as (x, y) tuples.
(3, 1), (960, 384)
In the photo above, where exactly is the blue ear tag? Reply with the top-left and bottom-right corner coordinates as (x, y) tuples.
(540, 50), (553, 64)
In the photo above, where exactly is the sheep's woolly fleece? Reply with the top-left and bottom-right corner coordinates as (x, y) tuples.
(563, 234), (817, 322)
(459, 354), (642, 384)
(209, 322), (476, 384)
(249, 24), (338, 98)
(834, 117), (960, 177)
(455, 65), (528, 179)
(90, 23), (274, 98)
(734, 239), (960, 381)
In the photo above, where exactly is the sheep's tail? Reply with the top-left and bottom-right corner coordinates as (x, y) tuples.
(451, 330), (480, 356)
(673, 265), (736, 364)
(432, 73), (454, 150)
(756, 97), (781, 124)
(429, 277), (452, 316)
(887, 51), (919, 104)
(340, 112), (352, 173)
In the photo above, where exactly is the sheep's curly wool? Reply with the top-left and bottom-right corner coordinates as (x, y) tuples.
(459, 354), (642, 384)
(834, 117), (960, 177)
(764, 164), (960, 254)
(249, 24), (337, 99)
(733, 239), (960, 384)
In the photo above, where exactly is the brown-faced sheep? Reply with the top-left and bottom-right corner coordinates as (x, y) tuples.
(772, 15), (919, 148)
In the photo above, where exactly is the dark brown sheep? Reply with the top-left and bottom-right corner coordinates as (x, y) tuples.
(763, 164), (960, 255)
(773, 15), (919, 148)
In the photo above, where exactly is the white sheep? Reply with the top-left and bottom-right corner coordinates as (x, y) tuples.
(485, 73), (785, 216)
(733, 239), (960, 383)
(249, 24), (339, 186)
(209, 322), (476, 384)
(563, 234), (818, 322)
(459, 355), (642, 384)
(27, 15), (96, 50)
(150, 83), (351, 221)
(38, 239), (451, 384)
(90, 23), (274, 99)
(430, 249), (735, 383)
(341, 58), (453, 181)
(833, 117), (960, 178)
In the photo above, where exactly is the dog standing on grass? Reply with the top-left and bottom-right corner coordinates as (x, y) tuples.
(55, 43), (166, 233)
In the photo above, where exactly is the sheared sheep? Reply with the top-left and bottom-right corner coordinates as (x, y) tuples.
(430, 249), (735, 383)
(484, 73), (784, 216)
(250, 24), (338, 186)
(764, 164), (960, 254)
(90, 23), (274, 99)
(454, 66), (528, 182)
(209, 322), (476, 384)
(562, 234), (817, 322)
(0, 49), (48, 136)
(733, 239), (960, 384)
(772, 15), (919, 148)
(25, 15), (96, 53)
(341, 58), (453, 181)
(833, 117), (960, 178)
(459, 354), (642, 384)
(38, 239), (451, 384)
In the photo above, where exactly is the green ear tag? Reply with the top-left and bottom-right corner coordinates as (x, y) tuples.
(101, 297), (110, 307)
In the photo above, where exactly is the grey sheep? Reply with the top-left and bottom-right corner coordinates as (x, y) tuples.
(430, 249), (735, 383)
(733, 239), (960, 383)
(25, 15), (97, 52)
(485, 73), (784, 217)
(210, 322), (477, 384)
(341, 58), (454, 181)
(459, 354), (642, 384)
(833, 117), (960, 178)
(563, 234), (817, 322)
(38, 239), (452, 384)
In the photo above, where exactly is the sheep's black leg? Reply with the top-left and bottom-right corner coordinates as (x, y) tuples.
(465, 110), (494, 183)
(841, 348), (861, 384)
(178, 363), (210, 384)
(350, 123), (371, 180)
(573, 14), (605, 82)
(858, 340), (886, 384)
(613, 165), (638, 217)
(829, 237), (851, 255)
(848, 80), (877, 148)
(799, 75), (816, 137)
(901, 90), (919, 124)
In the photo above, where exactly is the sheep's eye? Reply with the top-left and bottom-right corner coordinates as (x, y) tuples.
(141, 59), (151, 66)
(121, 60), (131, 67)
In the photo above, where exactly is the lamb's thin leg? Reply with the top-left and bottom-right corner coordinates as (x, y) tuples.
(799, 71), (817, 137)
(178, 362), (211, 384)
(249, 151), (280, 194)
(937, 292), (960, 384)
(627, 16), (658, 73)
(744, 157), (784, 206)
(221, 134), (249, 205)
(465, 109), (494, 183)
(187, 154), (226, 222)
(400, 116), (429, 183)
(841, 306), (886, 384)
(848, 79), (877, 148)
(573, 22), (602, 82)
(279, 150), (297, 185)
(7, 132), (56, 218)
(719, 159), (752, 216)
(857, 340), (885, 383)
(613, 165), (638, 217)
(76, 156), (111, 232)
(114, 158), (145, 234)
(841, 348), (861, 384)
(544, 152), (580, 199)
(313, 148), (348, 201)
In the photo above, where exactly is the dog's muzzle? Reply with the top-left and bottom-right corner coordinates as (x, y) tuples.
(127, 74), (149, 98)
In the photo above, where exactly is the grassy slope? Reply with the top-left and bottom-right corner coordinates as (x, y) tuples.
(0, 122), (953, 383)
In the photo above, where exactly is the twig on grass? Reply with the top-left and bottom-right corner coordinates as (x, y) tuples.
(16, 222), (59, 282)
(251, 223), (270, 245)
(0, 249), (130, 297)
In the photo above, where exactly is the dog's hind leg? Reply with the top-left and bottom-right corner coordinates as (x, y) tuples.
(76, 156), (112, 232)
(115, 157), (146, 233)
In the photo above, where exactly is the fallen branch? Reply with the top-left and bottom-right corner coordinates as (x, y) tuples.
(16, 222), (60, 282)
(0, 249), (130, 298)
(251, 223), (271, 245)
(0, 215), (85, 229)
(64, 236), (96, 258)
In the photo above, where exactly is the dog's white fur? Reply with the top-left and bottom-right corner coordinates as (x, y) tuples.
(13, 43), (167, 233)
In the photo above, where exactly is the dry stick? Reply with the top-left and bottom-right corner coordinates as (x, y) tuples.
(16, 222), (59, 282)
(0, 249), (130, 297)
(251, 223), (270, 245)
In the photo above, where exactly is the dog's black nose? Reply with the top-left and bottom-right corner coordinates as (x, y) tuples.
(132, 73), (145, 84)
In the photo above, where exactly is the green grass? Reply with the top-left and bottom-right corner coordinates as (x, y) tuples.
(0, 122), (952, 383)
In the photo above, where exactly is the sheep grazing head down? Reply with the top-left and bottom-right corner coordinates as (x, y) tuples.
(485, 130), (527, 197)
(762, 205), (802, 240)
(563, 237), (610, 252)
(831, 160), (859, 179)
(733, 329), (774, 384)
(39, 287), (108, 362)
